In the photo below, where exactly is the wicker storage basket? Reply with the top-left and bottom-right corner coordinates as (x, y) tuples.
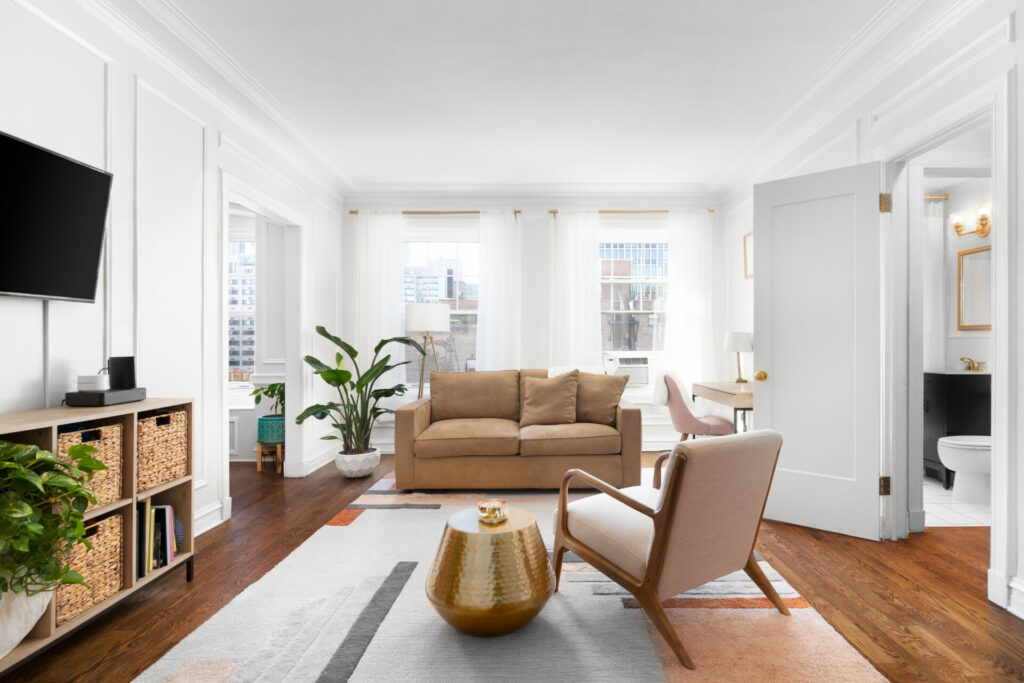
(56, 514), (123, 625)
(137, 411), (188, 492)
(58, 424), (123, 508)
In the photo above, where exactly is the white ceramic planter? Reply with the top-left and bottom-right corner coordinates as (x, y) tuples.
(0, 589), (52, 660)
(335, 448), (381, 478)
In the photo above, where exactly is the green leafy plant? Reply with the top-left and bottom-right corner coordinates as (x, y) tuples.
(295, 326), (424, 454)
(0, 440), (106, 597)
(251, 382), (285, 416)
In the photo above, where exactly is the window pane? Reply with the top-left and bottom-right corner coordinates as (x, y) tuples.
(598, 241), (668, 354)
(403, 241), (480, 382)
(227, 240), (256, 382)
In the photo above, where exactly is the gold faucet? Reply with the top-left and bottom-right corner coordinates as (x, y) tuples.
(960, 356), (986, 372)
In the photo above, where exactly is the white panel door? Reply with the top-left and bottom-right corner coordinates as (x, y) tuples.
(753, 161), (883, 540)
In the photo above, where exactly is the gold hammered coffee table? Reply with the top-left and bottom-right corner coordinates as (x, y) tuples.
(426, 506), (554, 636)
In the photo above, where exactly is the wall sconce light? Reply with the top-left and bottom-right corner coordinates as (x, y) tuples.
(951, 205), (992, 237)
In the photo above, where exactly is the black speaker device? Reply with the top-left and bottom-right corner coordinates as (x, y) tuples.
(65, 356), (147, 407)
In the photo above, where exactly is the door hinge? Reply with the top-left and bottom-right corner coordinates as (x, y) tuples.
(879, 193), (892, 213)
(879, 476), (891, 496)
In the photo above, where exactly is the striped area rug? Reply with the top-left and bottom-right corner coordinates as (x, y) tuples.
(139, 470), (883, 682)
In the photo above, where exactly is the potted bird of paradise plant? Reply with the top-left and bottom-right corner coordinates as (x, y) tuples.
(296, 326), (424, 477)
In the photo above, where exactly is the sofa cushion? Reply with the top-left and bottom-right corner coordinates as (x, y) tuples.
(577, 372), (629, 426)
(520, 370), (579, 426)
(554, 485), (660, 580)
(519, 423), (621, 456)
(519, 369), (548, 410)
(429, 370), (520, 421)
(414, 418), (521, 459)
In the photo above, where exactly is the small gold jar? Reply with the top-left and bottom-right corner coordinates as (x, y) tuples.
(477, 499), (508, 524)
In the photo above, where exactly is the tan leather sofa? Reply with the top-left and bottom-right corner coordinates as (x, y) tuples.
(395, 369), (642, 489)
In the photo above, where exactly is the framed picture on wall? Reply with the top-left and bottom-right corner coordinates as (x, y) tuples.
(743, 231), (753, 280)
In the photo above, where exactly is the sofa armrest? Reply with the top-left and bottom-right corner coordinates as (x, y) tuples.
(395, 398), (431, 489)
(616, 401), (642, 487)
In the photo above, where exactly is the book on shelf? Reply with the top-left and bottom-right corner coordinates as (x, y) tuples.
(135, 501), (147, 579)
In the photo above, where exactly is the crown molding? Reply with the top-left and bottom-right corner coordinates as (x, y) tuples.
(345, 182), (722, 206)
(712, 0), (985, 202)
(75, 0), (348, 202)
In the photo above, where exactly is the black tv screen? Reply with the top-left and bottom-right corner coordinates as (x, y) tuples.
(0, 131), (113, 302)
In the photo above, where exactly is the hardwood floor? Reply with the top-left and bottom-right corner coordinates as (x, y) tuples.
(8, 455), (1024, 682)
(756, 522), (1024, 682)
(8, 457), (394, 682)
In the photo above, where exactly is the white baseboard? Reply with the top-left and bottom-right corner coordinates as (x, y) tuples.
(1007, 576), (1024, 617)
(988, 569), (1011, 608)
(299, 445), (337, 477)
(194, 500), (226, 536)
(909, 508), (926, 533)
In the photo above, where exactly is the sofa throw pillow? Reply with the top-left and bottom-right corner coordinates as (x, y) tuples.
(576, 372), (629, 426)
(520, 370), (579, 426)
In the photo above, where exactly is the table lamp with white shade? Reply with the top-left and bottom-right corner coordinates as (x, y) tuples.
(406, 302), (451, 398)
(723, 331), (753, 383)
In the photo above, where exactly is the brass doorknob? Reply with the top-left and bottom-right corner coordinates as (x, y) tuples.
(754, 371), (768, 381)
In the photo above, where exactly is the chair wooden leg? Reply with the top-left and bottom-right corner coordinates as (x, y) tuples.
(679, 433), (689, 442)
(744, 553), (790, 615)
(552, 537), (566, 591)
(639, 593), (695, 670)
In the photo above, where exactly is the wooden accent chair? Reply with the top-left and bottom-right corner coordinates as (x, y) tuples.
(553, 430), (787, 669)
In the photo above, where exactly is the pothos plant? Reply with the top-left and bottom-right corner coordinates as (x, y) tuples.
(250, 382), (285, 416)
(295, 326), (424, 454)
(0, 440), (106, 597)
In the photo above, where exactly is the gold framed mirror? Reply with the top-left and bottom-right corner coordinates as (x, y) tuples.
(958, 245), (992, 330)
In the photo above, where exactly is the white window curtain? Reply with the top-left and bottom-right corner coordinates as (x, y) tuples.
(550, 210), (602, 368)
(350, 210), (406, 389)
(477, 210), (522, 370)
(663, 210), (715, 384)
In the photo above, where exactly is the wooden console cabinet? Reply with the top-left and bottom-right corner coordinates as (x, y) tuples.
(0, 398), (195, 675)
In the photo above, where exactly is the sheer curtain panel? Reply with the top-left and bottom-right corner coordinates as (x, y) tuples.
(663, 210), (716, 384)
(477, 210), (522, 370)
(550, 211), (602, 368)
(350, 210), (406, 389)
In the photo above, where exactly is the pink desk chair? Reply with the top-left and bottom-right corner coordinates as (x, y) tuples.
(662, 373), (734, 440)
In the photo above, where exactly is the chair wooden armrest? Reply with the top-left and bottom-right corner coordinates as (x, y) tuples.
(653, 451), (672, 489)
(558, 468), (656, 519)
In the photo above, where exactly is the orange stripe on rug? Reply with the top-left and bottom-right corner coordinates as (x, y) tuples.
(622, 596), (809, 609)
(327, 509), (365, 526)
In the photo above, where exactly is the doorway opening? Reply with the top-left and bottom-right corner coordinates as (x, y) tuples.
(903, 123), (993, 532)
(225, 201), (290, 484)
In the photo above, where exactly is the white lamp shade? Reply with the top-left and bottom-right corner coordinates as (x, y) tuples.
(405, 303), (451, 333)
(723, 331), (753, 353)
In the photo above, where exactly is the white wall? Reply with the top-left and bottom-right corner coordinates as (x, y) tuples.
(943, 178), (994, 368)
(0, 0), (344, 534)
(719, 0), (1023, 615)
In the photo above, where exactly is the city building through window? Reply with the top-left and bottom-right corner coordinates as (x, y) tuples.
(403, 241), (479, 382)
(227, 239), (256, 384)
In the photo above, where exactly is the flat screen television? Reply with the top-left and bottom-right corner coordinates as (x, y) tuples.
(0, 130), (113, 302)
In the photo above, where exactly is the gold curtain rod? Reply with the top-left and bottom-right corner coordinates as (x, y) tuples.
(924, 195), (949, 200)
(348, 208), (715, 216)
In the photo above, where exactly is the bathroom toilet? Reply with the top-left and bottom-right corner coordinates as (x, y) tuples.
(936, 435), (991, 504)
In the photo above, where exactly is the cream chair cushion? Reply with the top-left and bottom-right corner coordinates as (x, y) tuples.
(555, 485), (660, 581)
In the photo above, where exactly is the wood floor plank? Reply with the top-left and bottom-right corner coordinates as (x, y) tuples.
(757, 521), (1024, 682)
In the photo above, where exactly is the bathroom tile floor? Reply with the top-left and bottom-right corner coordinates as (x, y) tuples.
(924, 476), (991, 526)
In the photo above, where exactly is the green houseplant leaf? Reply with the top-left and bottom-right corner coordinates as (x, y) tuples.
(296, 327), (424, 454)
(0, 441), (105, 598)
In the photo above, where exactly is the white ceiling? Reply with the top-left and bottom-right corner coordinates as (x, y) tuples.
(169, 0), (890, 194)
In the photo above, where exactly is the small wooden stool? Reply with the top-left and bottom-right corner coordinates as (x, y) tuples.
(257, 442), (283, 474)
